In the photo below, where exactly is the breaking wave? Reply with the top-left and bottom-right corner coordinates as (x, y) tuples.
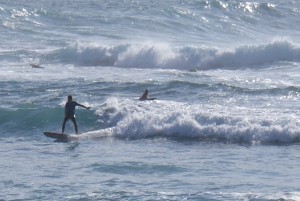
(44, 40), (300, 70)
(2, 97), (299, 145)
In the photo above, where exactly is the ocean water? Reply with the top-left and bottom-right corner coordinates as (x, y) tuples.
(0, 0), (300, 200)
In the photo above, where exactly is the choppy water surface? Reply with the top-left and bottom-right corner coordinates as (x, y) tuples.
(0, 0), (299, 200)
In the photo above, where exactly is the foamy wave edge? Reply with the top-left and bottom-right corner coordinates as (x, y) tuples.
(72, 98), (300, 145)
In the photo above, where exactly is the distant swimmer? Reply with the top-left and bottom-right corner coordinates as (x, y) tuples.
(30, 64), (44, 68)
(139, 89), (157, 101)
(62, 95), (91, 134)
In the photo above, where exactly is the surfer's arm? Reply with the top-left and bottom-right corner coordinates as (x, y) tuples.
(77, 103), (91, 110)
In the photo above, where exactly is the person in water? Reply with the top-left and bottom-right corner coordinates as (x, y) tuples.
(62, 95), (91, 134)
(139, 89), (156, 101)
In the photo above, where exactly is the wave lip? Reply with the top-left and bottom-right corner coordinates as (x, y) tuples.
(45, 40), (300, 70)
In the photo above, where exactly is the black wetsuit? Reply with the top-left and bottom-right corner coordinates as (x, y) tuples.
(62, 101), (80, 134)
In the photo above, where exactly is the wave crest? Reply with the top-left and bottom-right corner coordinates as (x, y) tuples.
(45, 40), (300, 70)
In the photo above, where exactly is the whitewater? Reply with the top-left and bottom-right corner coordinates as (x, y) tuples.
(0, 0), (300, 200)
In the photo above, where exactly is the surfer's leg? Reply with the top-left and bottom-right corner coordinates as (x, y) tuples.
(62, 117), (68, 134)
(71, 117), (78, 134)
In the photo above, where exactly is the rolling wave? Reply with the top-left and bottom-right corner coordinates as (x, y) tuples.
(75, 98), (300, 145)
(43, 40), (300, 70)
(106, 99), (300, 145)
(2, 96), (299, 145)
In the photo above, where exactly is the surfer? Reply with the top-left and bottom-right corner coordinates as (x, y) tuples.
(62, 95), (91, 134)
(139, 89), (156, 101)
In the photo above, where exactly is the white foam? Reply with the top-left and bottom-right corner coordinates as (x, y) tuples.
(92, 97), (300, 144)
(72, 128), (115, 140)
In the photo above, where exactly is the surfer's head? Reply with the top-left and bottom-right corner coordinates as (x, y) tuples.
(68, 95), (72, 101)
